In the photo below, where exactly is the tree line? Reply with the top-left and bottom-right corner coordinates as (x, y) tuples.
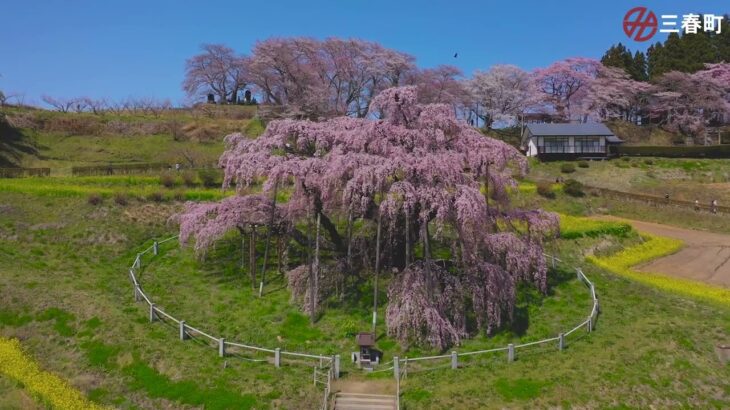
(602, 15), (730, 80)
(184, 37), (730, 142)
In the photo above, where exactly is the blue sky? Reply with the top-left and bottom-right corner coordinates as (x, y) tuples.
(0, 0), (727, 105)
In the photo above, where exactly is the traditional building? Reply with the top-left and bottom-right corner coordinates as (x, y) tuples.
(521, 123), (623, 160)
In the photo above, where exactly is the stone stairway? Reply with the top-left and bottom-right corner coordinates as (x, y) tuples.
(334, 392), (397, 410)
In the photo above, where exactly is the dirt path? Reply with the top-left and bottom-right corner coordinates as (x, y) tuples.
(597, 216), (730, 288)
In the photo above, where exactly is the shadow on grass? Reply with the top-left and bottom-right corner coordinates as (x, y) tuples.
(0, 116), (38, 167)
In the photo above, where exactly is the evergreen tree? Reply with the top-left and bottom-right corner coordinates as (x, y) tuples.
(712, 15), (730, 62)
(607, 16), (730, 80)
(630, 51), (648, 81)
(601, 43), (633, 71)
(647, 42), (666, 79)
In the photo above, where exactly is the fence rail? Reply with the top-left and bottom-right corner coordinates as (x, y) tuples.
(129, 236), (599, 410)
(0, 167), (51, 178)
(587, 185), (730, 214)
(126, 235), (337, 373)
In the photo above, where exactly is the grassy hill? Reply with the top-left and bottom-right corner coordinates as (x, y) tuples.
(0, 104), (263, 172)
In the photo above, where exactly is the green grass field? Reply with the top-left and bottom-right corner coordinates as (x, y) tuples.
(0, 178), (727, 408)
(0, 110), (728, 408)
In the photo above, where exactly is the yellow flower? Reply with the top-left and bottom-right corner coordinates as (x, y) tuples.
(0, 337), (109, 410)
(587, 233), (730, 307)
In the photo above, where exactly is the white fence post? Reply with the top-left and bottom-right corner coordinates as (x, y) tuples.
(393, 356), (400, 380)
(559, 333), (565, 351)
(451, 351), (458, 369)
(507, 343), (515, 363)
(219, 338), (226, 357)
(149, 304), (157, 322)
(135, 254), (141, 269)
(334, 355), (340, 378)
(275, 348), (281, 368)
(587, 317), (593, 333)
(313, 367), (317, 385)
(179, 320), (187, 340)
(153, 241), (159, 255)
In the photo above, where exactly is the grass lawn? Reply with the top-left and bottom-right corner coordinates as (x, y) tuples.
(530, 157), (730, 206)
(0, 174), (727, 408)
(24, 131), (226, 172)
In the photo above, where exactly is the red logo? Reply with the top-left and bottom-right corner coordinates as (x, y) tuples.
(623, 7), (658, 42)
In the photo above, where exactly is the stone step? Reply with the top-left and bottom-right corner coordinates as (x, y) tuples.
(334, 393), (397, 410)
(334, 403), (395, 410)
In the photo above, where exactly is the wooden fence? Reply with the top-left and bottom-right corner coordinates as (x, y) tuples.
(129, 237), (600, 410)
(0, 168), (51, 178)
(587, 185), (730, 214)
(72, 162), (172, 176)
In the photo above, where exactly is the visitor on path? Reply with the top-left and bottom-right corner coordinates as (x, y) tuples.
(712, 199), (718, 214)
(694, 199), (700, 211)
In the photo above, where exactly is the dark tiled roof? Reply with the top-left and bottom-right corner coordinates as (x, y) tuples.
(526, 123), (615, 136)
(356, 332), (375, 346)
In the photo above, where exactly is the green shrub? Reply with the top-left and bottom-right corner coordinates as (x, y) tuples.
(173, 191), (186, 202)
(563, 179), (584, 197)
(340, 318), (358, 337)
(198, 168), (221, 188)
(87, 192), (102, 205)
(621, 156), (631, 162)
(560, 163), (576, 173)
(644, 159), (654, 165)
(577, 160), (589, 168)
(536, 181), (555, 199)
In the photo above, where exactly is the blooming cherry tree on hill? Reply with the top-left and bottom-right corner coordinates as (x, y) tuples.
(175, 86), (557, 350)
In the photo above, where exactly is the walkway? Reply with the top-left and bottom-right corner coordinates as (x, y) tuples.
(598, 216), (730, 288)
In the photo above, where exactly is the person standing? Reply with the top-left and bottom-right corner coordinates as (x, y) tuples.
(694, 199), (700, 211)
(711, 199), (718, 214)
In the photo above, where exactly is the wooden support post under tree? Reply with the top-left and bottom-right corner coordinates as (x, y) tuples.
(259, 179), (278, 296)
(345, 210), (353, 301)
(423, 221), (432, 290)
(240, 231), (245, 273)
(405, 211), (410, 266)
(307, 210), (315, 323)
(372, 210), (382, 334)
(313, 212), (321, 318)
(250, 225), (257, 289)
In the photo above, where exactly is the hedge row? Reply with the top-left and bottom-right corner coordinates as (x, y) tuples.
(0, 168), (51, 178)
(71, 163), (171, 176)
(613, 144), (730, 158)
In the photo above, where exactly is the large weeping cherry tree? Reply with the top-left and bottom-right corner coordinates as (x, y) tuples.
(175, 86), (558, 350)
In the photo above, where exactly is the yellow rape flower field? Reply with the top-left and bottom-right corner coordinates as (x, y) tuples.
(0, 337), (106, 410)
(587, 232), (730, 307)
